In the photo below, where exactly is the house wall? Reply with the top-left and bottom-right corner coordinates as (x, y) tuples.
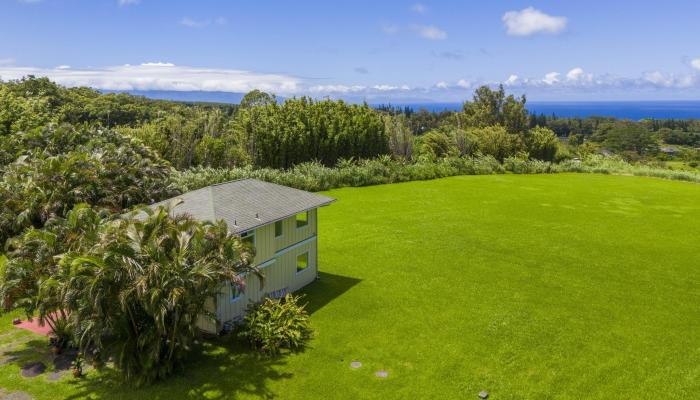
(197, 209), (319, 334)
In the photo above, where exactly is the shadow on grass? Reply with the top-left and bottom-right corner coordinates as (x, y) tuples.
(62, 337), (293, 400)
(301, 271), (362, 315)
(1, 338), (51, 367)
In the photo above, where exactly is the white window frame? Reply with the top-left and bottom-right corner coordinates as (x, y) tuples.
(296, 251), (310, 274)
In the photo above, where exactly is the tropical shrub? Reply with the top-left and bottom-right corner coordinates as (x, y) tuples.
(61, 204), (258, 385)
(239, 294), (312, 355)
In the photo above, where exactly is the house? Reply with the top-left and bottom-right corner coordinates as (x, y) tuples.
(147, 178), (335, 334)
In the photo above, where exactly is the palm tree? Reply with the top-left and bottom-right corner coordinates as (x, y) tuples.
(0, 204), (102, 344)
(64, 203), (258, 385)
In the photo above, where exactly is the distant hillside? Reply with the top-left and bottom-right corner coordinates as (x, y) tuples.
(102, 90), (248, 104)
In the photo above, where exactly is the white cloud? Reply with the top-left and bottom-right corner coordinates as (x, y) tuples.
(505, 74), (519, 85)
(180, 17), (227, 28)
(0, 58), (16, 65)
(118, 0), (140, 5)
(411, 3), (426, 13)
(457, 79), (471, 89)
(309, 85), (367, 94)
(382, 23), (399, 35)
(565, 67), (594, 84)
(502, 7), (567, 36)
(18, 0), (42, 3)
(542, 72), (560, 85)
(0, 63), (301, 94)
(413, 25), (447, 40)
(692, 58), (700, 71)
(4, 62), (700, 101)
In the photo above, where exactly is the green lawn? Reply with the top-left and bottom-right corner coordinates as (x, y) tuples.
(1, 173), (699, 399)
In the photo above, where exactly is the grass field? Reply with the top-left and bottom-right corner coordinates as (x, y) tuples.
(1, 173), (699, 399)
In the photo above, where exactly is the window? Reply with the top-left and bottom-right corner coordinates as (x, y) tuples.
(231, 282), (242, 303)
(241, 230), (255, 248)
(275, 220), (283, 238)
(296, 252), (308, 272)
(296, 211), (308, 228)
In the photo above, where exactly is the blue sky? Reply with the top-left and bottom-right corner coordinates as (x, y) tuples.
(2, 0), (700, 101)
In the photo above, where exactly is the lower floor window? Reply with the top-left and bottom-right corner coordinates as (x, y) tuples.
(296, 252), (309, 272)
(231, 283), (242, 302)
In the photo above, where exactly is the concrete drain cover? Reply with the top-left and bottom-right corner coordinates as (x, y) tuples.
(350, 361), (362, 369)
(375, 370), (388, 378)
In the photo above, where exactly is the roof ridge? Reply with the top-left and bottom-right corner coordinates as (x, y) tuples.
(210, 177), (252, 187)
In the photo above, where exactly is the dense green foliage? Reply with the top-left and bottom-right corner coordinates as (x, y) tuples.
(239, 294), (312, 355)
(234, 98), (388, 168)
(0, 124), (176, 246)
(60, 205), (256, 385)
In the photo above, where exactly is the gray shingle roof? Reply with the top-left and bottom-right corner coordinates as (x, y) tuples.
(147, 179), (335, 233)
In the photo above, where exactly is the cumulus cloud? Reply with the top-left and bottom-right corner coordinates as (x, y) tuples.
(505, 74), (519, 85)
(0, 63), (301, 94)
(564, 67), (593, 84)
(435, 81), (449, 89)
(411, 3), (427, 13)
(502, 7), (567, 36)
(457, 79), (471, 89)
(180, 16), (227, 28)
(692, 58), (700, 71)
(542, 72), (560, 85)
(413, 25), (447, 40)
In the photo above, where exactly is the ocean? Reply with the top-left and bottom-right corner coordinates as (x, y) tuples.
(375, 101), (700, 120)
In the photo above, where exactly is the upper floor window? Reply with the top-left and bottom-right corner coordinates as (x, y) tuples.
(275, 220), (283, 237)
(296, 211), (309, 228)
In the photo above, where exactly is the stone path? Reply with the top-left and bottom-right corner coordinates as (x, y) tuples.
(0, 388), (34, 400)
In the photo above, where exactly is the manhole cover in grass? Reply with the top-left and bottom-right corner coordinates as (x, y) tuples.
(375, 370), (388, 378)
(350, 361), (362, 369)
(20, 361), (46, 377)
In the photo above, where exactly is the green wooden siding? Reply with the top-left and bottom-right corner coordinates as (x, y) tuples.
(198, 209), (320, 333)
